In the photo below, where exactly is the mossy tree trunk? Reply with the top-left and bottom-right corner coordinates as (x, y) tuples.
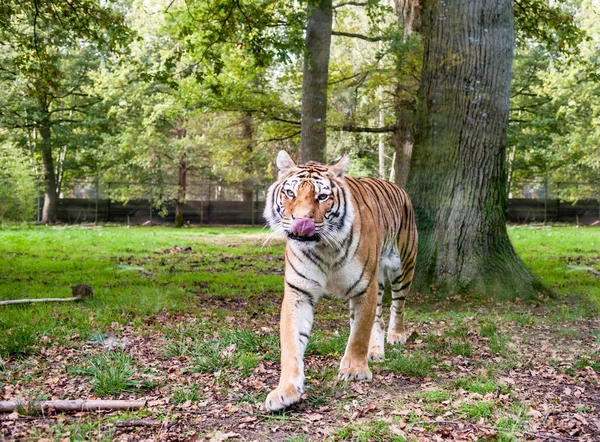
(407, 0), (549, 299)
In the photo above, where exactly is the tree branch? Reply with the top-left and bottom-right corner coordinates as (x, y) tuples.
(332, 31), (382, 42)
(333, 1), (368, 9)
(333, 123), (397, 133)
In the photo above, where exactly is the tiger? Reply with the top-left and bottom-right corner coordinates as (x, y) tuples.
(263, 150), (418, 412)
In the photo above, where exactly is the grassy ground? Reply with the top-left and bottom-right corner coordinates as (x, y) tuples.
(0, 224), (599, 441)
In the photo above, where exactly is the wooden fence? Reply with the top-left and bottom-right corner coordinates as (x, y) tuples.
(51, 197), (600, 225)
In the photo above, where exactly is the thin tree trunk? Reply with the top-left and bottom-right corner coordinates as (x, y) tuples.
(392, 0), (420, 188)
(299, 0), (333, 163)
(39, 122), (57, 224)
(394, 97), (414, 188)
(240, 114), (254, 202)
(175, 153), (187, 228)
(174, 125), (187, 228)
(407, 0), (549, 299)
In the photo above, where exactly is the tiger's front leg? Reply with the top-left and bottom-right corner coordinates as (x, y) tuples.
(338, 276), (377, 381)
(264, 284), (315, 412)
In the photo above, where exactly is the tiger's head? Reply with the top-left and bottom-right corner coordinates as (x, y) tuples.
(264, 151), (354, 247)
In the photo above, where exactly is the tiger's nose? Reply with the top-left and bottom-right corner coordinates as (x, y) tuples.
(290, 217), (316, 237)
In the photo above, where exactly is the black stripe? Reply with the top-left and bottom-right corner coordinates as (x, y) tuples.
(345, 257), (369, 298)
(347, 179), (377, 223)
(332, 225), (354, 268)
(349, 272), (376, 299)
(286, 281), (316, 307)
(286, 251), (320, 285)
(391, 281), (411, 292)
(299, 249), (325, 272)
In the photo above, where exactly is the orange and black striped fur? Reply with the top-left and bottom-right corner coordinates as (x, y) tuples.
(263, 151), (418, 412)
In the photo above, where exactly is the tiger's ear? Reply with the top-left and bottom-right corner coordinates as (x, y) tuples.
(277, 150), (296, 177)
(329, 154), (350, 177)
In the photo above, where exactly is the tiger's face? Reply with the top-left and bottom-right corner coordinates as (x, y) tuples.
(264, 151), (354, 247)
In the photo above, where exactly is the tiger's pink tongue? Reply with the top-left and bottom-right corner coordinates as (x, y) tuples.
(290, 218), (316, 237)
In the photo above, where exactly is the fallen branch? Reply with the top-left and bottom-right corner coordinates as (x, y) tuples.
(0, 285), (93, 306)
(0, 399), (146, 413)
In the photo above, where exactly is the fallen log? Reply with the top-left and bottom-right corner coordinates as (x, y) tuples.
(0, 399), (146, 413)
(0, 285), (93, 306)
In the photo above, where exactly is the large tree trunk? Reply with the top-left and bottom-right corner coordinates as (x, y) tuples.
(299, 0), (332, 163)
(407, 0), (548, 299)
(39, 122), (58, 224)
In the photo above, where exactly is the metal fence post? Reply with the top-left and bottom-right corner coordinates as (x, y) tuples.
(36, 184), (41, 224)
(107, 182), (111, 222)
(543, 176), (548, 225)
(94, 177), (99, 225)
(149, 182), (153, 223)
(556, 182), (560, 222)
(251, 185), (256, 227)
(207, 184), (211, 225)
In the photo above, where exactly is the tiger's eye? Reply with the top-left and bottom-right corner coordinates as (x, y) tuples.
(285, 189), (295, 198)
(317, 194), (329, 202)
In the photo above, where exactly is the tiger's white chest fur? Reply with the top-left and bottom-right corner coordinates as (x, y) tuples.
(286, 240), (376, 301)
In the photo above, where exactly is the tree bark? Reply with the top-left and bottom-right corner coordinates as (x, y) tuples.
(240, 113), (254, 203)
(299, 0), (333, 163)
(394, 95), (414, 188)
(39, 121), (58, 224)
(393, 0), (420, 188)
(175, 153), (187, 228)
(174, 125), (187, 228)
(407, 0), (549, 299)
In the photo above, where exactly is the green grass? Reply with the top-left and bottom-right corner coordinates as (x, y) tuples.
(508, 225), (600, 310)
(453, 375), (508, 395)
(173, 381), (204, 404)
(459, 400), (496, 419)
(71, 351), (156, 396)
(383, 350), (436, 378)
(1, 225), (599, 440)
(331, 421), (407, 441)
(0, 225), (279, 355)
(0, 324), (40, 358)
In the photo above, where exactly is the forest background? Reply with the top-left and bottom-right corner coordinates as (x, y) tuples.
(1, 0), (599, 223)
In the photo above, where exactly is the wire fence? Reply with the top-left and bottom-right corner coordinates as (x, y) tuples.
(2, 178), (600, 225)
(45, 179), (270, 225)
(509, 179), (600, 201)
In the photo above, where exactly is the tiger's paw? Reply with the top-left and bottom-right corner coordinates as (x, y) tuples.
(387, 331), (407, 345)
(338, 357), (372, 381)
(368, 347), (384, 362)
(264, 383), (303, 412)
